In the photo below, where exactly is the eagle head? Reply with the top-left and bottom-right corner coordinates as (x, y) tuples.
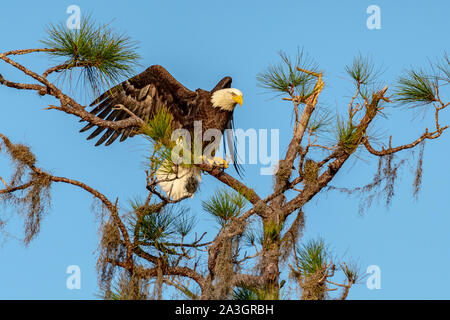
(211, 88), (243, 111)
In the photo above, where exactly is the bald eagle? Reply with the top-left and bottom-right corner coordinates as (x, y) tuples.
(80, 65), (243, 200)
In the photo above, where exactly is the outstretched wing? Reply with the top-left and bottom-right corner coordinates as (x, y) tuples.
(80, 65), (196, 146)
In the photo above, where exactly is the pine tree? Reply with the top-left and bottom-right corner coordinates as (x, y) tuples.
(1, 18), (448, 300)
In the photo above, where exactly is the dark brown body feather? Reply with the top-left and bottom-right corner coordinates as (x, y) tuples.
(80, 65), (234, 148)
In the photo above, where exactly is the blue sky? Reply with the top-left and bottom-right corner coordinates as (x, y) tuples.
(0, 0), (449, 299)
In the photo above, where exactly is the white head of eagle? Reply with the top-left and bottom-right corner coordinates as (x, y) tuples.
(80, 65), (244, 200)
(211, 88), (243, 111)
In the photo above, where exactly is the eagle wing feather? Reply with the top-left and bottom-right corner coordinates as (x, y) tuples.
(81, 65), (196, 146)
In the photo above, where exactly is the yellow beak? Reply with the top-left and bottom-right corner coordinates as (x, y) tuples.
(232, 95), (243, 106)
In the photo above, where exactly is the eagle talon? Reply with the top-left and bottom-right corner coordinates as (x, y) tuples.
(199, 155), (228, 169)
(213, 156), (228, 169)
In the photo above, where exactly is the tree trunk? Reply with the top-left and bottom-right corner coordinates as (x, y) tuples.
(260, 215), (282, 299)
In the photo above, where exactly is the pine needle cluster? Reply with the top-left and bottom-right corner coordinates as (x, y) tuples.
(256, 49), (318, 97)
(41, 15), (140, 94)
(202, 189), (247, 227)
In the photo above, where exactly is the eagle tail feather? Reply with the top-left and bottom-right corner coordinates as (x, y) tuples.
(155, 162), (201, 200)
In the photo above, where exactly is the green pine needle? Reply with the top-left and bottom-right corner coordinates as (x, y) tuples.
(296, 238), (329, 276)
(174, 208), (196, 238)
(41, 15), (140, 94)
(242, 226), (264, 247)
(437, 52), (450, 82)
(232, 286), (259, 300)
(202, 189), (247, 226)
(395, 68), (437, 106)
(308, 110), (331, 134)
(340, 262), (360, 283)
(141, 107), (178, 176)
(335, 116), (358, 153)
(141, 107), (174, 144)
(257, 49), (318, 97)
(136, 210), (175, 243)
(345, 53), (380, 85)
(130, 201), (193, 255)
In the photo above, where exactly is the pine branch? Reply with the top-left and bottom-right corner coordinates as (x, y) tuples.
(41, 15), (140, 94)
